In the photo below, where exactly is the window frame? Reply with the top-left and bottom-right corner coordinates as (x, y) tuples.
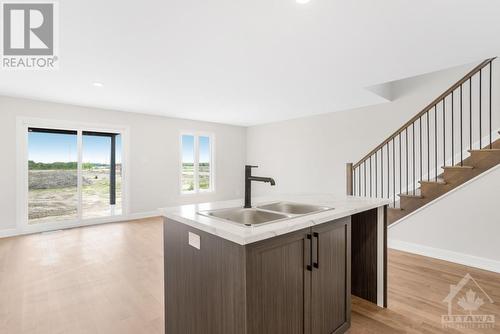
(179, 132), (215, 195)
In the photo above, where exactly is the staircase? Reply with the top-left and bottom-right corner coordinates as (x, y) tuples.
(346, 58), (500, 225)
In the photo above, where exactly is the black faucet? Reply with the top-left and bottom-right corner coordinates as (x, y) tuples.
(244, 165), (276, 208)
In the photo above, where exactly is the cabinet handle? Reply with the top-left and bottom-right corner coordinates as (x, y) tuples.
(313, 232), (319, 269)
(306, 234), (313, 271)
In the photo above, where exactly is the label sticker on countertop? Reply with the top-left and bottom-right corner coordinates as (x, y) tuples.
(188, 232), (201, 250)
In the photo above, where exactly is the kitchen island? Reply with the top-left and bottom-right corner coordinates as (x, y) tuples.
(160, 195), (389, 334)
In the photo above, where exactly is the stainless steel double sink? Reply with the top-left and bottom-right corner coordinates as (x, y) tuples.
(198, 202), (333, 227)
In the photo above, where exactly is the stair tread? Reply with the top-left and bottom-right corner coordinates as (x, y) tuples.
(419, 178), (446, 185)
(442, 165), (474, 170)
(398, 189), (423, 198)
(469, 149), (500, 152)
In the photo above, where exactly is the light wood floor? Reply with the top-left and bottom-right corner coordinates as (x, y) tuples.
(0, 217), (499, 334)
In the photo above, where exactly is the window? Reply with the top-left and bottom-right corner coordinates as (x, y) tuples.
(181, 133), (214, 193)
(26, 126), (125, 225)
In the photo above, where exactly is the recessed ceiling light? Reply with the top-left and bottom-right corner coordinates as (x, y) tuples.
(93, 82), (104, 87)
(296, 0), (311, 4)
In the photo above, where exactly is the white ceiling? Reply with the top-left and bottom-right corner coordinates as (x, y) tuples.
(1, 0), (500, 126)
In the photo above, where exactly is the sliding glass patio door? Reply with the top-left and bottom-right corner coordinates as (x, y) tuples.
(27, 127), (123, 226)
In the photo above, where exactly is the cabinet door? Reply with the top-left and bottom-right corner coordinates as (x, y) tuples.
(246, 228), (312, 334)
(311, 217), (351, 334)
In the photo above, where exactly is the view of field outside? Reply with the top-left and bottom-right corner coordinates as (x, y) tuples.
(82, 134), (122, 219)
(199, 136), (211, 190)
(28, 131), (122, 224)
(181, 135), (211, 192)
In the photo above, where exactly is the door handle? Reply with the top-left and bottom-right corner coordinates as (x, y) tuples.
(306, 234), (313, 271)
(313, 232), (319, 269)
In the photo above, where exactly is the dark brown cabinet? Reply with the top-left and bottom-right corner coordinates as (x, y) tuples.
(246, 217), (351, 334)
(164, 216), (353, 334)
(246, 228), (311, 334)
(310, 219), (351, 334)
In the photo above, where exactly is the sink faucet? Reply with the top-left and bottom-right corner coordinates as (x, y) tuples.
(244, 165), (276, 208)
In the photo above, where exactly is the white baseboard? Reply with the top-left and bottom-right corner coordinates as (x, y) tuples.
(0, 211), (160, 239)
(389, 239), (500, 274)
(0, 228), (19, 238)
(124, 211), (160, 221)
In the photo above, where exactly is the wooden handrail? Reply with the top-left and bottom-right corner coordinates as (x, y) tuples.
(353, 57), (496, 169)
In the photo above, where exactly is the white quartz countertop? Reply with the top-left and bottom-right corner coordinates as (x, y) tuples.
(159, 194), (390, 245)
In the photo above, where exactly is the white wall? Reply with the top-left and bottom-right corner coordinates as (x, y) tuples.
(246, 61), (500, 198)
(0, 96), (246, 234)
(388, 165), (500, 273)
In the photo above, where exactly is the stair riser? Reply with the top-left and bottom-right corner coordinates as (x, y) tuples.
(442, 169), (475, 184)
(400, 196), (425, 211)
(419, 182), (444, 194)
(420, 182), (456, 199)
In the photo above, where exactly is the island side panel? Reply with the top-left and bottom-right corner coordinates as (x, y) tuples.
(164, 218), (247, 334)
(350, 207), (387, 306)
(381, 205), (388, 308)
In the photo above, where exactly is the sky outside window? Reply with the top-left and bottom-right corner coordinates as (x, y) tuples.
(28, 132), (77, 163)
(199, 136), (210, 163)
(29, 132), (122, 164)
(83, 135), (122, 164)
(182, 135), (195, 163)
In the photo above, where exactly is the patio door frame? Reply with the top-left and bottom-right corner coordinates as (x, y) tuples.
(16, 117), (130, 234)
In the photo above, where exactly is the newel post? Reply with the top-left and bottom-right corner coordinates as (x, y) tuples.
(346, 163), (353, 196)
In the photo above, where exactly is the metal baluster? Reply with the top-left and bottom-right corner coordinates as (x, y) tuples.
(443, 98), (446, 167)
(375, 152), (378, 197)
(490, 61), (493, 149)
(406, 128), (409, 194)
(480, 69), (482, 148)
(369, 156), (372, 197)
(420, 116), (422, 183)
(451, 91), (454, 166)
(435, 105), (438, 181)
(460, 85), (463, 166)
(387, 142), (390, 199)
(364, 161), (366, 197)
(359, 166), (361, 196)
(399, 133), (402, 197)
(393, 139), (396, 207)
(379, 150), (382, 199)
(412, 123), (415, 195)
(470, 78), (473, 151)
(427, 111), (430, 181)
